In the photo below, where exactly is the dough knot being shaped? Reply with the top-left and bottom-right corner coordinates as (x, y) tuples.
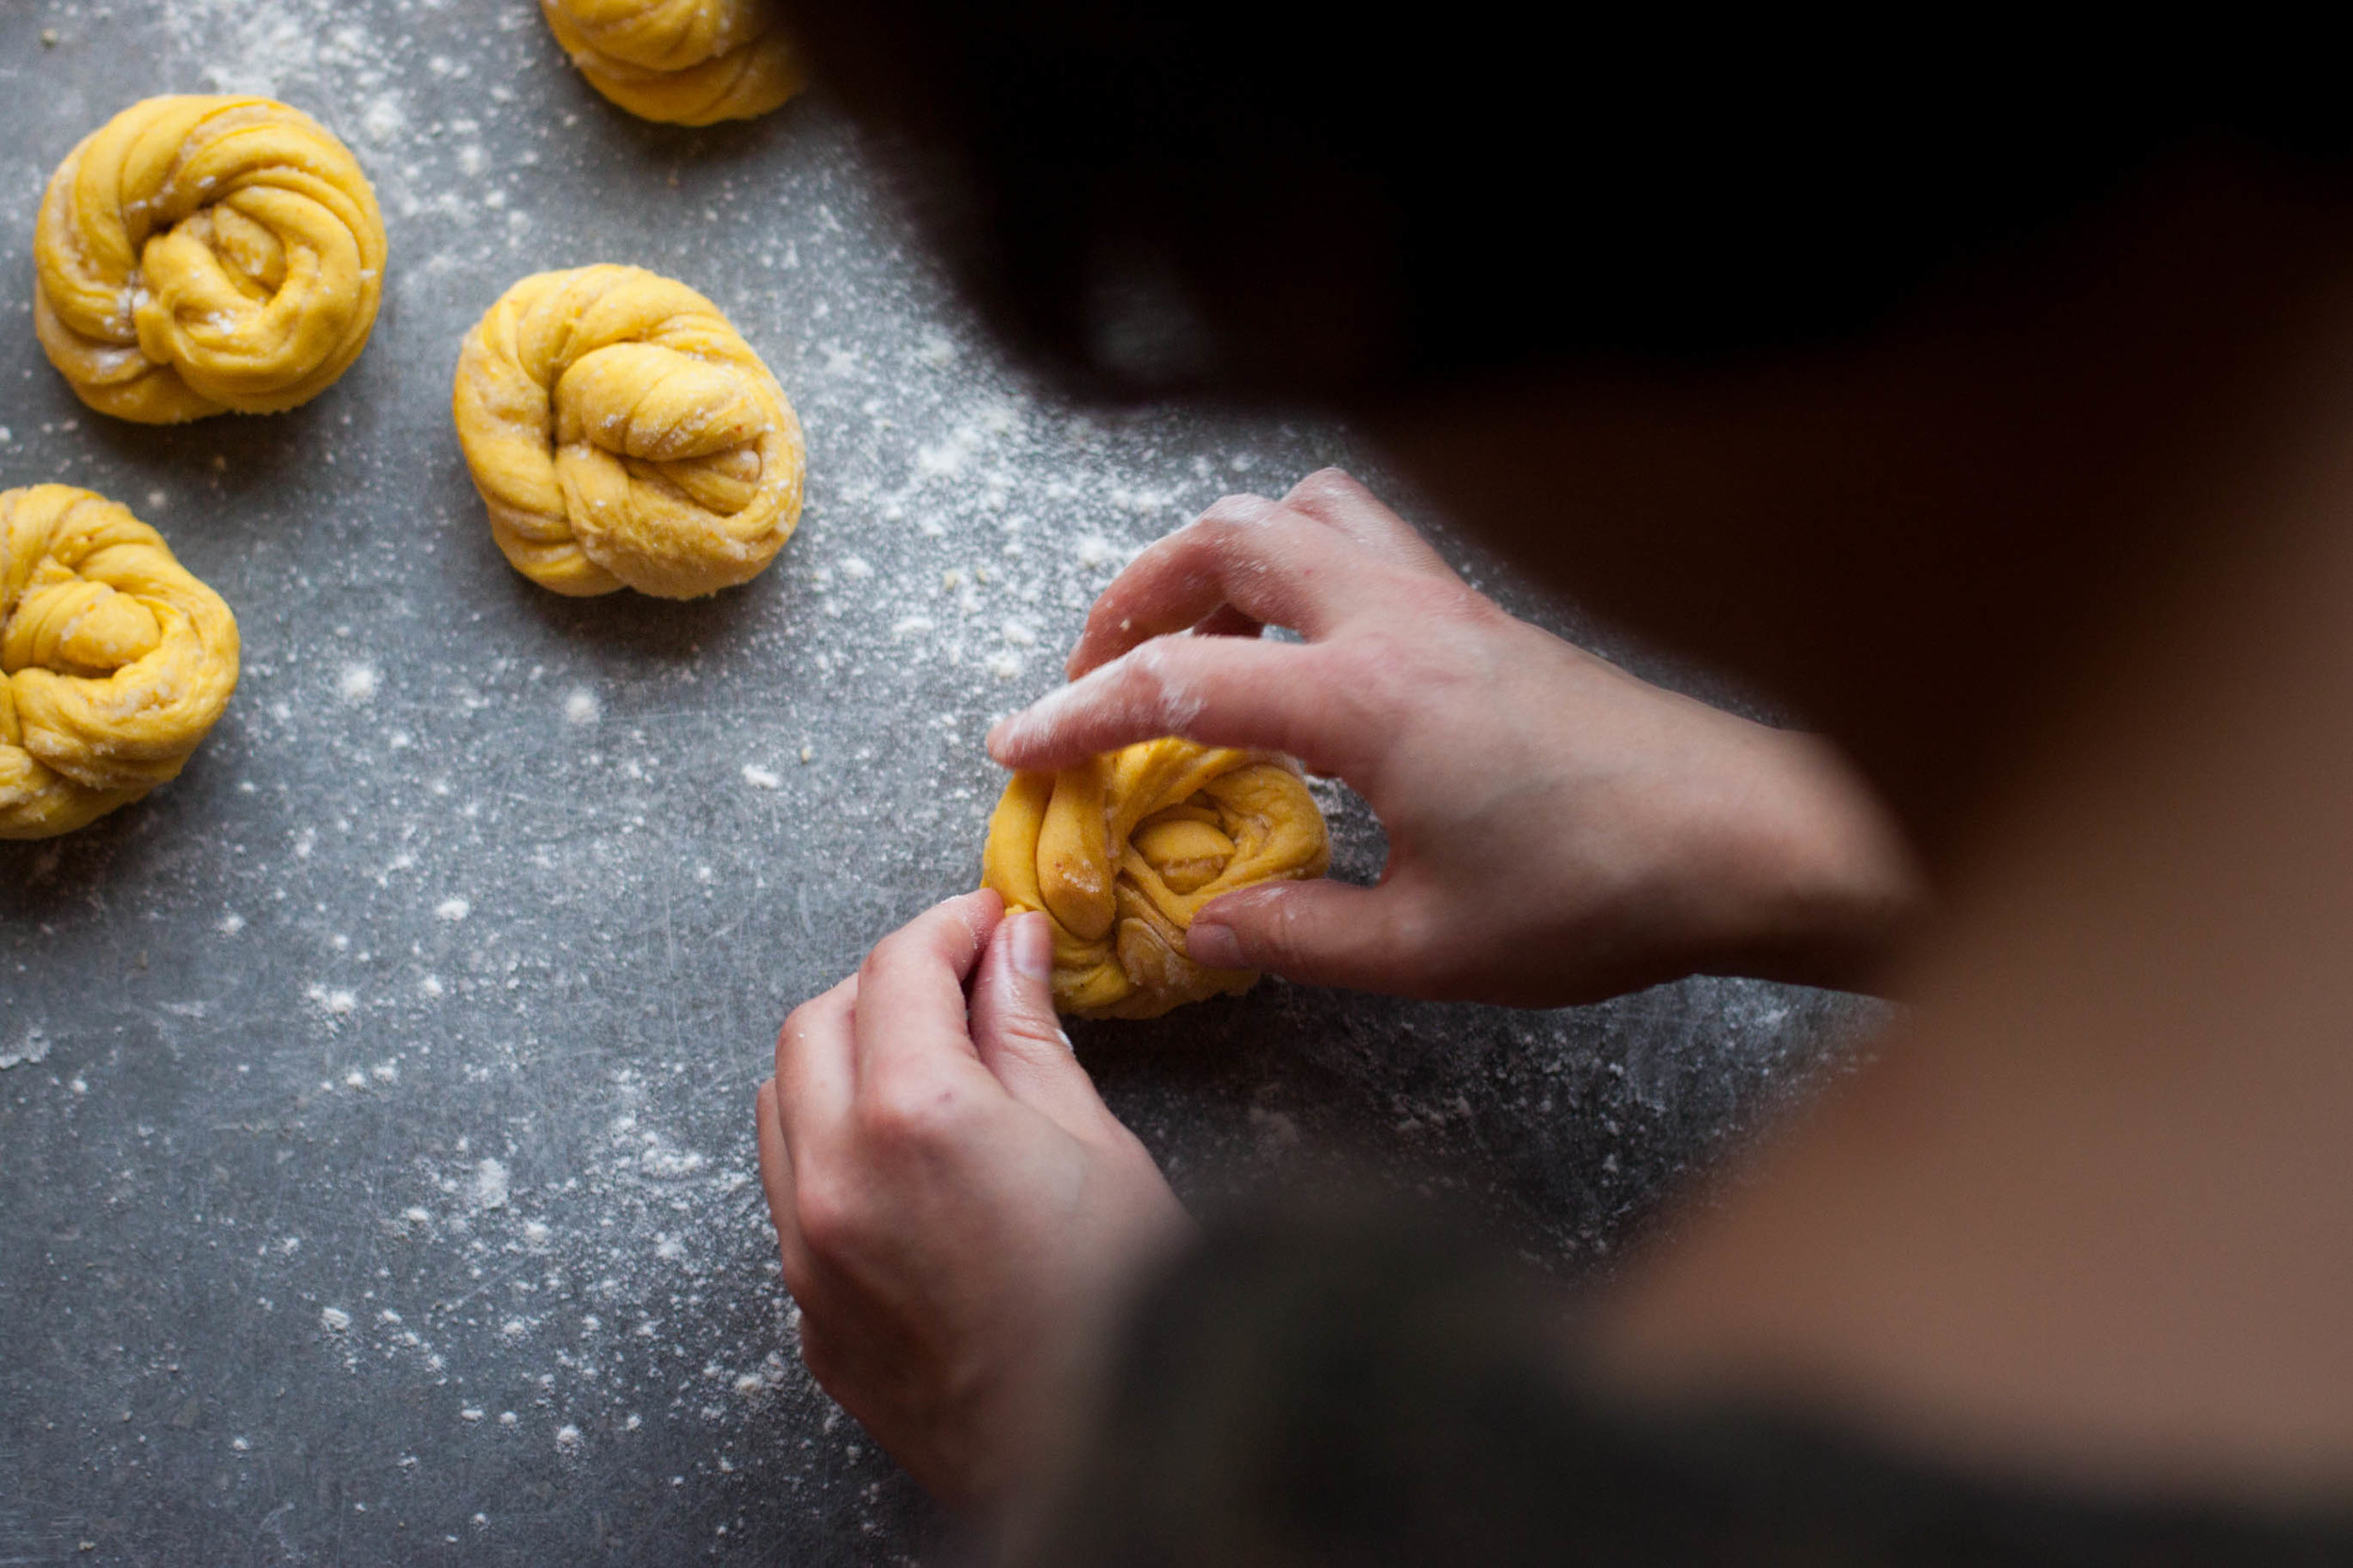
(2, 486), (241, 840)
(541, 0), (808, 125)
(982, 738), (1333, 1019)
(34, 96), (387, 424)
(454, 264), (807, 600)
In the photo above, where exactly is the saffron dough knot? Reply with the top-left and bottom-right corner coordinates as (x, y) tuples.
(453, 264), (807, 600)
(34, 96), (387, 424)
(981, 738), (1333, 1019)
(541, 0), (808, 125)
(2, 486), (241, 840)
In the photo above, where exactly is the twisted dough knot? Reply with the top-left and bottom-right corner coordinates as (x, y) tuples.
(1, 487), (241, 840)
(454, 265), (806, 600)
(541, 0), (808, 125)
(34, 96), (387, 424)
(983, 738), (1333, 1019)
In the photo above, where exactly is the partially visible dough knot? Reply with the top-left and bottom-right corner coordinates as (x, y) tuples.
(34, 96), (387, 424)
(541, 0), (808, 125)
(453, 264), (807, 600)
(981, 738), (1333, 1019)
(2, 486), (241, 840)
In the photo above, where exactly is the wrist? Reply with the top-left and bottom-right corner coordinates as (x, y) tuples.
(1691, 728), (1925, 992)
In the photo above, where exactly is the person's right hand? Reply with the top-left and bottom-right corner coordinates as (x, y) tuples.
(988, 470), (1921, 1006)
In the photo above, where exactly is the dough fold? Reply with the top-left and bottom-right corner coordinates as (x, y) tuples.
(541, 0), (807, 125)
(2, 486), (241, 840)
(453, 264), (806, 600)
(981, 738), (1333, 1020)
(34, 96), (387, 424)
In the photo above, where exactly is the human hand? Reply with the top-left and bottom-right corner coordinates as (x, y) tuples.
(756, 890), (1193, 1509)
(987, 470), (1920, 1005)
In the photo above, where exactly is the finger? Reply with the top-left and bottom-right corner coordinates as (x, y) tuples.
(850, 889), (1004, 1092)
(1064, 495), (1385, 678)
(968, 911), (1114, 1139)
(1280, 468), (1463, 582)
(1186, 878), (1427, 996)
(754, 1080), (815, 1298)
(989, 635), (1366, 777)
(776, 973), (857, 1153)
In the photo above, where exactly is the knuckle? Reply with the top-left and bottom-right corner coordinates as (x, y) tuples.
(792, 1178), (860, 1260)
(992, 1016), (1070, 1064)
(776, 999), (826, 1051)
(1081, 588), (1135, 639)
(1285, 467), (1363, 506)
(775, 1021), (822, 1080)
(856, 930), (912, 989)
(857, 1070), (970, 1149)
(1113, 643), (1176, 706)
(1238, 896), (1298, 968)
(1442, 582), (1514, 632)
(1194, 493), (1278, 536)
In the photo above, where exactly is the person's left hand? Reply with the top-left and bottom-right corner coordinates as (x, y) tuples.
(756, 890), (1193, 1509)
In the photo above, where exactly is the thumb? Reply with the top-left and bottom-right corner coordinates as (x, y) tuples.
(968, 911), (1118, 1139)
(1186, 879), (1418, 995)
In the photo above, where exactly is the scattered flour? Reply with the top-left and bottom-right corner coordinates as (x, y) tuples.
(470, 1158), (510, 1211)
(306, 985), (360, 1017)
(360, 93), (408, 146)
(0, 1028), (51, 1071)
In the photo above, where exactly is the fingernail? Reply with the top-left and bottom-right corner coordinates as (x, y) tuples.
(1187, 920), (1242, 969)
(1011, 912), (1054, 981)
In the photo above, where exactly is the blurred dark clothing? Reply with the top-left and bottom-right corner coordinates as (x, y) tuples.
(1014, 1219), (2353, 1568)
(796, 7), (2353, 400)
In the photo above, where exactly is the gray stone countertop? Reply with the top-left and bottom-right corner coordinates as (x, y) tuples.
(0, 3), (1878, 1562)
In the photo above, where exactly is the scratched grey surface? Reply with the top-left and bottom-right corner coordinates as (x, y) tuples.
(0, 4), (1881, 1564)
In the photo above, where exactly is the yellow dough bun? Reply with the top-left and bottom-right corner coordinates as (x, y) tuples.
(541, 0), (808, 125)
(980, 738), (1333, 1020)
(1, 486), (241, 840)
(33, 95), (387, 424)
(452, 264), (806, 600)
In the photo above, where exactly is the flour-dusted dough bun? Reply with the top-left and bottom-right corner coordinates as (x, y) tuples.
(1, 487), (241, 840)
(34, 96), (387, 424)
(981, 738), (1333, 1020)
(541, 0), (807, 125)
(453, 265), (806, 600)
